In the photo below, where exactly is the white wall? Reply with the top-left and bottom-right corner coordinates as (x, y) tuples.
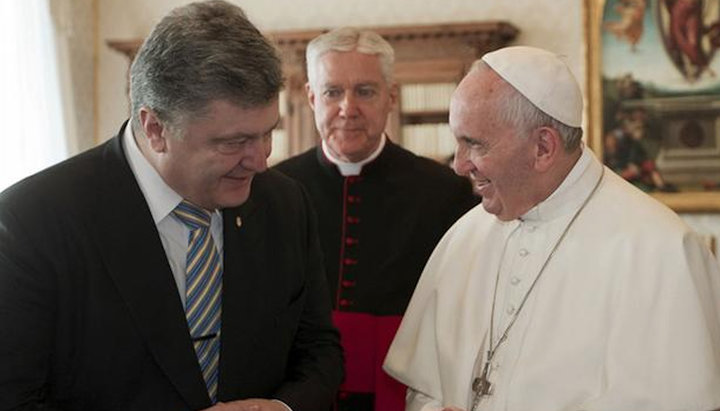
(49, 0), (95, 153)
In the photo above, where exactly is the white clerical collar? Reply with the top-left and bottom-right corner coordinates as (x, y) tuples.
(521, 143), (603, 223)
(122, 122), (184, 224)
(321, 134), (387, 176)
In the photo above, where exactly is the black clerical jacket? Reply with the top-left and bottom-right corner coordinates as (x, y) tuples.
(275, 140), (478, 410)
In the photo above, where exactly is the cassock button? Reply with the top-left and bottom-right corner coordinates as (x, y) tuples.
(235, 216), (242, 228)
(345, 237), (358, 245)
(506, 305), (516, 315)
(510, 276), (521, 285)
(339, 299), (353, 307)
(519, 248), (529, 257)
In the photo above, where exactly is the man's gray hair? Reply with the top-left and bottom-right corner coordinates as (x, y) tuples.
(472, 61), (583, 152)
(306, 27), (395, 88)
(130, 0), (283, 131)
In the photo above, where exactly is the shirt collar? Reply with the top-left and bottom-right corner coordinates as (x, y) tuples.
(520, 143), (604, 223)
(321, 134), (387, 176)
(122, 122), (183, 224)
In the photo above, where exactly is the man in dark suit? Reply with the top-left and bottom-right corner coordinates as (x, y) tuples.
(0, 1), (343, 410)
(274, 28), (478, 411)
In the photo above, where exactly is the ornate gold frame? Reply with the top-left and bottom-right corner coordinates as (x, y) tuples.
(584, 0), (720, 212)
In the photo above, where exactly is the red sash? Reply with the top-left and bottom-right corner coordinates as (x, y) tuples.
(332, 311), (406, 411)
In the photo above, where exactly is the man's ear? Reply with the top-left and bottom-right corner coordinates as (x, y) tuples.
(306, 82), (316, 111)
(388, 81), (399, 108)
(533, 126), (563, 172)
(138, 107), (168, 153)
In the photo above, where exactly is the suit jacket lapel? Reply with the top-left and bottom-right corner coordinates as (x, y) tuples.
(90, 125), (211, 409)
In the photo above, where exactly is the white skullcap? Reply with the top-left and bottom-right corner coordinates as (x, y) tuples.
(481, 46), (582, 127)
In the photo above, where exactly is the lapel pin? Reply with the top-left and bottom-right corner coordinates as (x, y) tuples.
(235, 216), (242, 228)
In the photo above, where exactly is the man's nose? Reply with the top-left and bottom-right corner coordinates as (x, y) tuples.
(339, 93), (359, 117)
(240, 137), (269, 172)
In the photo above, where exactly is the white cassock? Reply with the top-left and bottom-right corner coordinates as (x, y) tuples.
(383, 147), (720, 411)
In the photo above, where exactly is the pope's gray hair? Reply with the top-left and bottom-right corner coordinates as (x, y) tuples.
(470, 60), (582, 152)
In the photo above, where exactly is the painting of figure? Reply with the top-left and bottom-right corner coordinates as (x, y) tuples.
(601, 0), (720, 193)
(605, 0), (648, 51)
(660, 0), (720, 81)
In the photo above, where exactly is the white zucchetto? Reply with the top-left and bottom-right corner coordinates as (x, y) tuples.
(481, 46), (583, 128)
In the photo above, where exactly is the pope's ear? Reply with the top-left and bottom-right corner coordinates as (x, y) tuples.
(534, 126), (563, 172)
(138, 108), (168, 153)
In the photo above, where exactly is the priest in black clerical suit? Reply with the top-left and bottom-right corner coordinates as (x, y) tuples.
(275, 27), (477, 411)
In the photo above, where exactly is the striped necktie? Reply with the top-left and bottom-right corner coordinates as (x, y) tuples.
(172, 200), (222, 402)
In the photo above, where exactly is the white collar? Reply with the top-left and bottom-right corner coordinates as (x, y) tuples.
(321, 134), (387, 176)
(122, 122), (183, 224)
(520, 144), (604, 223)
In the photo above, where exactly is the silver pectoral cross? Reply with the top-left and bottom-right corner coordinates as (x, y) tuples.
(473, 360), (493, 395)
(471, 359), (493, 409)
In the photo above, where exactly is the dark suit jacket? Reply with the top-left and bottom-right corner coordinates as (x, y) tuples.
(0, 122), (343, 410)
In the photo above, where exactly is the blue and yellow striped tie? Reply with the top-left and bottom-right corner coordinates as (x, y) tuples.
(173, 200), (222, 402)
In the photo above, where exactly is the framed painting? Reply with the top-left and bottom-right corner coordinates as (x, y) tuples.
(585, 0), (720, 212)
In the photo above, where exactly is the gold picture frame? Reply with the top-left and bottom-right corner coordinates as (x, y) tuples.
(584, 0), (720, 212)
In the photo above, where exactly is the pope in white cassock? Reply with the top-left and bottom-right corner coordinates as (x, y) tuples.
(383, 46), (720, 411)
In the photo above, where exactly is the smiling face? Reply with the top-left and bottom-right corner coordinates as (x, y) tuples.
(450, 69), (540, 221)
(139, 99), (279, 210)
(307, 50), (397, 162)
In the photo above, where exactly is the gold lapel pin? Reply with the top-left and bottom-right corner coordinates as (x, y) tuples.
(235, 216), (242, 228)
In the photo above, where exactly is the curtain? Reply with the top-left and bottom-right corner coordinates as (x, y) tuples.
(0, 0), (69, 192)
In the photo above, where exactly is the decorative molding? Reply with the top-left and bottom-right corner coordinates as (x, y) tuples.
(107, 20), (517, 70)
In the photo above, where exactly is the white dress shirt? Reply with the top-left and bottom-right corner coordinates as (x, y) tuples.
(122, 124), (223, 306)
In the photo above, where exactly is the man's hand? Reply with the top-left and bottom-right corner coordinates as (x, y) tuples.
(202, 399), (289, 411)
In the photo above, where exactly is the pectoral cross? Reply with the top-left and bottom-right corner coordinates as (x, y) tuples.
(473, 360), (492, 395)
(471, 358), (493, 409)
